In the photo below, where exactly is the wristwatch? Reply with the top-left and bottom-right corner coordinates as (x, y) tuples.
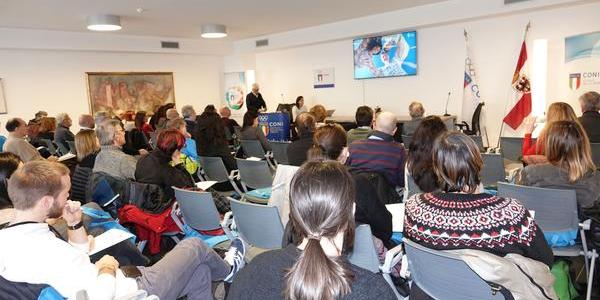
(67, 221), (84, 230)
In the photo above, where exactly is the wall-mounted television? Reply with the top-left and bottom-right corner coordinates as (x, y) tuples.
(353, 31), (417, 79)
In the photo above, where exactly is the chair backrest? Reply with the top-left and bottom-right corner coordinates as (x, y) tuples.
(173, 187), (221, 231)
(67, 141), (77, 154)
(401, 134), (412, 147)
(499, 137), (524, 162)
(39, 138), (57, 154)
(241, 139), (266, 158)
(470, 102), (485, 134)
(404, 239), (505, 300)
(57, 142), (70, 156)
(270, 141), (290, 165)
(591, 143), (600, 169)
(236, 158), (273, 189)
(348, 224), (380, 273)
(229, 198), (284, 249)
(497, 182), (579, 233)
(481, 153), (505, 187)
(469, 135), (485, 152)
(198, 156), (230, 182)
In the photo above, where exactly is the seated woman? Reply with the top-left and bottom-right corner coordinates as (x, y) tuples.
(75, 129), (100, 169)
(194, 111), (237, 171)
(406, 116), (447, 196)
(37, 117), (56, 141)
(228, 160), (396, 300)
(0, 152), (22, 211)
(518, 120), (600, 219)
(521, 102), (580, 164)
(126, 111), (152, 153)
(309, 104), (328, 126)
(135, 129), (195, 201)
(240, 110), (272, 153)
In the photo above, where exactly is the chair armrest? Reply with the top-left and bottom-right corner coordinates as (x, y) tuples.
(380, 243), (404, 274)
(580, 219), (592, 230)
(228, 169), (240, 181)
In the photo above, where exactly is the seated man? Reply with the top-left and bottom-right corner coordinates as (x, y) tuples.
(54, 113), (75, 150)
(79, 114), (95, 131)
(578, 91), (600, 143)
(346, 106), (374, 144)
(3, 118), (48, 162)
(347, 111), (405, 188)
(94, 119), (138, 180)
(0, 161), (246, 299)
(402, 101), (425, 136)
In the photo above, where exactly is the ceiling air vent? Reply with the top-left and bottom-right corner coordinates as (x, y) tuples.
(504, 0), (530, 4)
(256, 39), (269, 47)
(161, 41), (180, 49)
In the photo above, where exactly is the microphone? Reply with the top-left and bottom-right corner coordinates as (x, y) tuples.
(443, 92), (451, 116)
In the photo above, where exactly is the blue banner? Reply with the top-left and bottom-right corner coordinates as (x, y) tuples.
(258, 112), (290, 141)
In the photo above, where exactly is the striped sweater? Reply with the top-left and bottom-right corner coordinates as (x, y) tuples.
(347, 131), (405, 187)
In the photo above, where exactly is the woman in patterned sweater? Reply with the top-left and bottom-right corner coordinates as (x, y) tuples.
(404, 131), (553, 266)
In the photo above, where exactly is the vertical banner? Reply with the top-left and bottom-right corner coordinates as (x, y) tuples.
(224, 72), (247, 121)
(258, 112), (290, 141)
(565, 31), (600, 100)
(313, 68), (335, 89)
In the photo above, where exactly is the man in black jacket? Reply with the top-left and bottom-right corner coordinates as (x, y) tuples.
(578, 91), (600, 143)
(245, 83), (267, 112)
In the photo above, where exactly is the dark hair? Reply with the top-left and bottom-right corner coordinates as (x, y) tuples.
(243, 111), (259, 128)
(0, 153), (21, 209)
(308, 124), (347, 161)
(5, 118), (22, 132)
(204, 105), (217, 114)
(194, 112), (227, 146)
(150, 103), (175, 129)
(432, 132), (483, 193)
(366, 37), (382, 54)
(295, 113), (316, 137)
(134, 111), (147, 130)
(286, 160), (356, 300)
(407, 116), (447, 192)
(354, 106), (374, 127)
(295, 96), (304, 109)
(545, 121), (596, 182)
(157, 128), (186, 155)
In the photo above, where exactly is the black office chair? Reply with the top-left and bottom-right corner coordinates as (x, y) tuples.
(456, 102), (484, 135)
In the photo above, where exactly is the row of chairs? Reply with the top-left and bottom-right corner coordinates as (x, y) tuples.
(38, 138), (76, 156)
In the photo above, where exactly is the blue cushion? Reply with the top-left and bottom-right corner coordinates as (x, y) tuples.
(246, 187), (272, 199)
(544, 229), (578, 247)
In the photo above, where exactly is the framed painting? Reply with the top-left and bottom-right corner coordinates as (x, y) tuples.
(86, 72), (175, 115)
(0, 78), (7, 114)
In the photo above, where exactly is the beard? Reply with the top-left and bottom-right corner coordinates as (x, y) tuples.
(47, 199), (64, 219)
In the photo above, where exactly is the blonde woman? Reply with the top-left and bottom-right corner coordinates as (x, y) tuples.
(522, 102), (580, 156)
(74, 129), (100, 168)
(518, 120), (600, 219)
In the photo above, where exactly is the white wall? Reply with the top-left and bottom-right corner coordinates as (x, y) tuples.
(0, 49), (223, 134)
(229, 0), (600, 145)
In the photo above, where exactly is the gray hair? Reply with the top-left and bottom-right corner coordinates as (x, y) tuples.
(409, 102), (425, 119)
(579, 91), (600, 112)
(96, 119), (121, 146)
(94, 111), (109, 125)
(181, 105), (195, 118)
(56, 113), (70, 126)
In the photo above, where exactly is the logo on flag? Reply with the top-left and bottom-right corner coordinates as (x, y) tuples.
(503, 29), (532, 131)
(462, 43), (482, 123)
(569, 73), (582, 90)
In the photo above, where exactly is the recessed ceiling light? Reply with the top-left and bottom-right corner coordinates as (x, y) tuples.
(201, 24), (227, 38)
(87, 15), (122, 31)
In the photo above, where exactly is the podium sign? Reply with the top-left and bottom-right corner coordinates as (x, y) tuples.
(258, 112), (290, 141)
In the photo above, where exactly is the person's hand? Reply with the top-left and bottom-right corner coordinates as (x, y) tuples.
(47, 156), (59, 162)
(95, 255), (119, 275)
(138, 149), (149, 156)
(62, 200), (82, 226)
(171, 150), (181, 165)
(523, 116), (536, 134)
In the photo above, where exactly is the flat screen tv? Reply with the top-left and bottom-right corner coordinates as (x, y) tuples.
(353, 31), (417, 79)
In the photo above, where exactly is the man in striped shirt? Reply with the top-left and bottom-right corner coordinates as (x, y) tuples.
(347, 111), (405, 188)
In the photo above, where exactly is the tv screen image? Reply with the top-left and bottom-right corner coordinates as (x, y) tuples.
(353, 31), (417, 79)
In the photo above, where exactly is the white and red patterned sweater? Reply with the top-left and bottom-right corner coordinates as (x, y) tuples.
(404, 192), (554, 267)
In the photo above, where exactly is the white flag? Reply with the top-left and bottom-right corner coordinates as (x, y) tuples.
(462, 30), (482, 123)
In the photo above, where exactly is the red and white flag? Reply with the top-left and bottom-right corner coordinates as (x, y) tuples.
(503, 23), (532, 130)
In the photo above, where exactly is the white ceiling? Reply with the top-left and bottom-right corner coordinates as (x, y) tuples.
(0, 0), (447, 40)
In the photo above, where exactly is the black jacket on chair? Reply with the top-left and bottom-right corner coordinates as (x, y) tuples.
(135, 149), (195, 202)
(579, 111), (600, 143)
(287, 132), (314, 166)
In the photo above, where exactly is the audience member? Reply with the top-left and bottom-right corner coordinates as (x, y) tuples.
(229, 160), (395, 300)
(194, 112), (237, 171)
(74, 130), (100, 169)
(402, 101), (425, 136)
(245, 83), (266, 112)
(54, 113), (75, 150)
(0, 152), (21, 210)
(181, 105), (197, 134)
(220, 106), (240, 139)
(127, 111), (151, 153)
(347, 106), (374, 144)
(93, 119), (137, 180)
(136, 129), (195, 201)
(347, 111), (405, 188)
(291, 96), (307, 121)
(518, 120), (600, 219)
(94, 111), (109, 127)
(38, 117), (56, 140)
(167, 117), (199, 162)
(240, 110), (272, 153)
(406, 116), (447, 194)
(3, 118), (45, 162)
(578, 91), (600, 143)
(78, 114), (95, 131)
(287, 112), (316, 166)
(0, 160), (246, 299)
(204, 105), (217, 114)
(166, 108), (180, 120)
(150, 103), (174, 130)
(33, 110), (48, 122)
(309, 104), (327, 124)
(522, 102), (579, 157)
(26, 119), (42, 148)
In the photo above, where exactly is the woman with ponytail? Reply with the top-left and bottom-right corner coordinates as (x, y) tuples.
(227, 161), (395, 300)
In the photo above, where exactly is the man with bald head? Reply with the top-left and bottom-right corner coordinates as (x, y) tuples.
(245, 83), (267, 112)
(347, 111), (405, 188)
(78, 114), (95, 131)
